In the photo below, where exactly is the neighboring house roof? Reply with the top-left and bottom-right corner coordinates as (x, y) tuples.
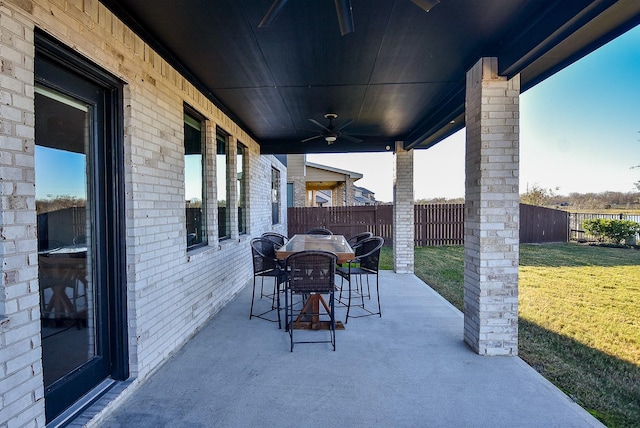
(305, 162), (363, 180)
(355, 185), (374, 195)
(316, 195), (329, 204)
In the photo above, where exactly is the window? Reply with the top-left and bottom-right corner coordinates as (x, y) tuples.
(237, 142), (247, 234)
(184, 109), (206, 249)
(287, 183), (294, 208)
(271, 167), (280, 224)
(217, 129), (230, 239)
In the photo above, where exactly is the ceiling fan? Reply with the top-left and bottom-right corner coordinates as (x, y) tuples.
(258, 0), (440, 36)
(301, 113), (375, 145)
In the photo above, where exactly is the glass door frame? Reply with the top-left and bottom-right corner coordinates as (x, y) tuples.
(35, 30), (129, 423)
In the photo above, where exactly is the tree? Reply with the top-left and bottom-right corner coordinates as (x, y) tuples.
(520, 184), (556, 206)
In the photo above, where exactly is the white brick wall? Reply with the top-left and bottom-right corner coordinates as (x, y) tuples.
(393, 141), (414, 273)
(0, 1), (287, 426)
(0, 3), (46, 428)
(464, 57), (520, 356)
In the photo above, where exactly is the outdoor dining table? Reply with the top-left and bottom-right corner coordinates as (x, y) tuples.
(38, 245), (88, 326)
(275, 234), (354, 330)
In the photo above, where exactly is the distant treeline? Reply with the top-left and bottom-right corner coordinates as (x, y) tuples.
(547, 191), (640, 210)
(36, 196), (86, 214)
(415, 191), (640, 210)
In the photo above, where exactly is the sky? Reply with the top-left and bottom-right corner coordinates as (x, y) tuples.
(308, 24), (640, 203)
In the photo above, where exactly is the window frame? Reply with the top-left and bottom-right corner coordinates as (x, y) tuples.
(271, 167), (281, 225)
(237, 142), (247, 234)
(184, 106), (207, 251)
(216, 128), (230, 240)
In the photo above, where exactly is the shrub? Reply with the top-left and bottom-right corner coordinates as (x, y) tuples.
(582, 218), (640, 244)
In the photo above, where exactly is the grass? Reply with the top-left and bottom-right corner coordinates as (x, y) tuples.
(381, 243), (640, 427)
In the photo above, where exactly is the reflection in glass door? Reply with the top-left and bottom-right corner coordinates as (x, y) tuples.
(36, 86), (96, 389)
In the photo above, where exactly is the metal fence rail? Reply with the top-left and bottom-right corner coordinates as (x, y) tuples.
(569, 212), (640, 241)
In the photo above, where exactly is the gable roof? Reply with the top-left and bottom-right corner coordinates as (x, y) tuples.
(305, 162), (363, 180)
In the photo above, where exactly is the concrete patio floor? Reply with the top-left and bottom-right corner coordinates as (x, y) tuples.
(89, 271), (602, 427)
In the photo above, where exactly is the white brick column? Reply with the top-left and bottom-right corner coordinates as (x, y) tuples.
(393, 141), (414, 273)
(464, 57), (520, 356)
(292, 176), (306, 207)
(345, 179), (355, 206)
(0, 3), (46, 426)
(331, 184), (344, 207)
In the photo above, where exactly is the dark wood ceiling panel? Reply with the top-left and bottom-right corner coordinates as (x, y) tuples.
(254, 3), (391, 87)
(214, 87), (289, 138)
(359, 82), (456, 136)
(277, 85), (369, 127)
(100, 0), (640, 154)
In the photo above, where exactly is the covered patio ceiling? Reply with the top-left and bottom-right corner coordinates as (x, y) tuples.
(101, 0), (640, 154)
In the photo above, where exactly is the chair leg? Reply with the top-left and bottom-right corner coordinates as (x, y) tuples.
(276, 279), (281, 329)
(250, 276), (283, 327)
(375, 273), (381, 317)
(345, 276), (351, 323)
(357, 274), (366, 307)
(249, 277), (257, 319)
(288, 289), (294, 352)
(284, 284), (289, 332)
(365, 274), (372, 300)
(330, 291), (336, 351)
(344, 272), (381, 322)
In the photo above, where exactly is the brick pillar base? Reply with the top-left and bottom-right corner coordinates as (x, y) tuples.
(393, 141), (414, 273)
(464, 57), (520, 356)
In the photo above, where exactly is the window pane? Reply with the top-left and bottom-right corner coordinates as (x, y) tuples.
(271, 168), (280, 224)
(237, 143), (246, 234)
(217, 130), (229, 239)
(35, 86), (95, 387)
(185, 111), (206, 249)
(287, 183), (294, 208)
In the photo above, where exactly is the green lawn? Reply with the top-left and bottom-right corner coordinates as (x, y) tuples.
(381, 243), (640, 427)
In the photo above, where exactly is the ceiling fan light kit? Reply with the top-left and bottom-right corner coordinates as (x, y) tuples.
(411, 0), (441, 13)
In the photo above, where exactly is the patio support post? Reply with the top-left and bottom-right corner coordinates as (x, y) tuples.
(345, 178), (355, 206)
(331, 186), (340, 206)
(293, 177), (306, 207)
(464, 57), (520, 355)
(393, 141), (414, 273)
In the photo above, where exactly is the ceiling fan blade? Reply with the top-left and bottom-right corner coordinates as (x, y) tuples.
(309, 119), (331, 132)
(334, 0), (355, 36)
(337, 118), (354, 131)
(411, 0), (440, 13)
(341, 135), (362, 143)
(301, 134), (323, 143)
(258, 0), (289, 28)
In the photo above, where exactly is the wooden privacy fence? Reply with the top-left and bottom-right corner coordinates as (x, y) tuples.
(287, 206), (393, 243)
(287, 203), (569, 246)
(520, 204), (569, 243)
